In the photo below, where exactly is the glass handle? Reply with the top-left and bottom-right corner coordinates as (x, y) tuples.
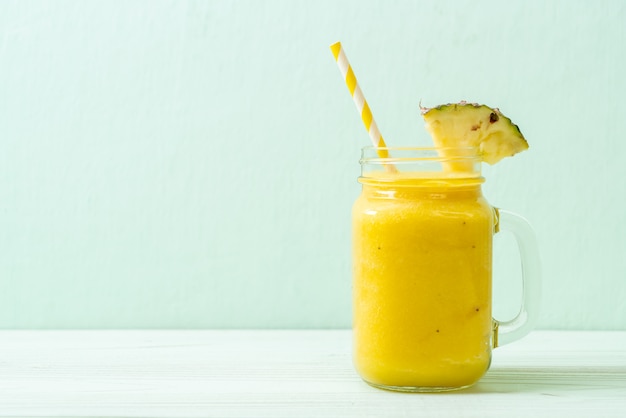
(493, 208), (542, 347)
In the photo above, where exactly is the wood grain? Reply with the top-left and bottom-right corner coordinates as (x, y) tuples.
(0, 330), (624, 417)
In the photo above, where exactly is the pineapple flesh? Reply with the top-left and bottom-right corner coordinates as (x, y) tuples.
(421, 102), (528, 165)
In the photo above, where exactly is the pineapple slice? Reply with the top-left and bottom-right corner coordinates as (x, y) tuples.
(421, 102), (528, 165)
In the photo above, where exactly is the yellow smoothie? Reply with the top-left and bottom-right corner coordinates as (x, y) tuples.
(352, 173), (496, 390)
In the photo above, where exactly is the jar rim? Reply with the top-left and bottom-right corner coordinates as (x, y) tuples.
(362, 146), (478, 151)
(361, 146), (480, 160)
(359, 146), (482, 180)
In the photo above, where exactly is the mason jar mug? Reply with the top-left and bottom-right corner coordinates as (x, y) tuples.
(352, 147), (541, 392)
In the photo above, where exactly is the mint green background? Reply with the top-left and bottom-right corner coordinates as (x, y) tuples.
(1, 0), (625, 329)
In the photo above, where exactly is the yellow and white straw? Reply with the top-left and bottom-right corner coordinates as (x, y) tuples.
(330, 42), (392, 162)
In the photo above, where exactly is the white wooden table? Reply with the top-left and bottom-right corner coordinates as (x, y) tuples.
(0, 330), (624, 417)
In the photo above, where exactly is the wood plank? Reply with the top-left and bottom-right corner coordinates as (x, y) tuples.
(0, 330), (624, 417)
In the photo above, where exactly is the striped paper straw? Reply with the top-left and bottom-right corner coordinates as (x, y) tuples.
(330, 42), (393, 165)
